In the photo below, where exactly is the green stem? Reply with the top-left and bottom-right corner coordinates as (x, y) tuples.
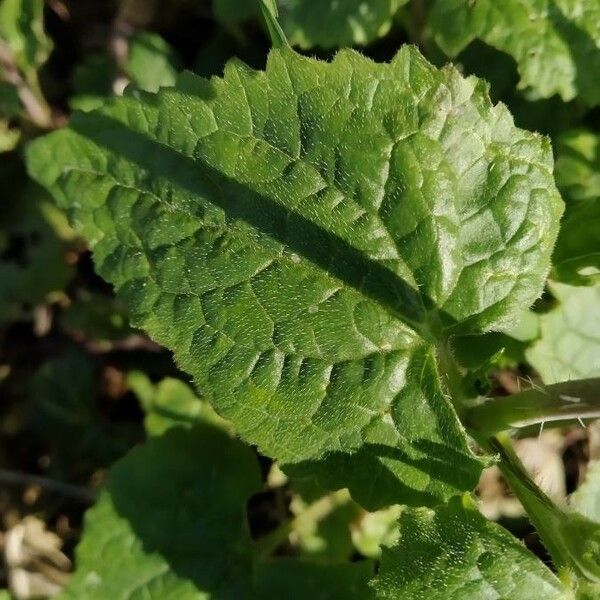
(257, 0), (289, 48)
(253, 489), (350, 559)
(466, 378), (600, 433)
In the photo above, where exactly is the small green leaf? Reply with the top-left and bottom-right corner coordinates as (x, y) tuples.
(27, 46), (562, 509)
(526, 283), (600, 384)
(125, 32), (182, 93)
(430, 0), (600, 106)
(552, 130), (600, 285)
(372, 495), (571, 599)
(127, 372), (229, 436)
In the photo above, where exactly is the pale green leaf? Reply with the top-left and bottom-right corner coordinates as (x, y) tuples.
(27, 46), (562, 509)
(60, 425), (373, 599)
(571, 460), (600, 524)
(526, 283), (600, 383)
(430, 0), (600, 105)
(0, 0), (52, 76)
(127, 372), (229, 436)
(372, 495), (571, 599)
(0, 119), (19, 151)
(552, 130), (600, 285)
(125, 32), (181, 93)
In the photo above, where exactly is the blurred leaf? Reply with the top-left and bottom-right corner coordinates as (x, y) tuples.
(0, 119), (19, 151)
(0, 156), (73, 321)
(61, 425), (373, 599)
(430, 0), (600, 105)
(70, 53), (115, 112)
(29, 351), (136, 476)
(0, 0), (52, 77)
(526, 283), (600, 383)
(351, 504), (401, 559)
(552, 130), (600, 285)
(125, 31), (182, 93)
(127, 372), (229, 436)
(0, 80), (20, 117)
(571, 460), (600, 524)
(215, 0), (407, 48)
(289, 486), (359, 561)
(61, 290), (132, 344)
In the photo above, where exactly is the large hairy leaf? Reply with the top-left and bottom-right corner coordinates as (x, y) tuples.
(430, 0), (600, 106)
(552, 130), (600, 285)
(61, 425), (374, 599)
(372, 496), (571, 599)
(526, 283), (600, 383)
(27, 46), (562, 509)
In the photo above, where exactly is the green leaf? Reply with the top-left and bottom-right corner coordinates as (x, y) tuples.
(70, 53), (115, 113)
(430, 0), (600, 105)
(526, 283), (600, 383)
(0, 156), (73, 321)
(255, 559), (375, 599)
(127, 372), (230, 436)
(0, 119), (20, 151)
(278, 0), (407, 48)
(61, 425), (373, 599)
(372, 495), (571, 599)
(125, 32), (182, 93)
(214, 0), (407, 49)
(60, 426), (260, 600)
(0, 0), (52, 77)
(552, 130), (600, 285)
(27, 46), (562, 509)
(571, 461), (600, 524)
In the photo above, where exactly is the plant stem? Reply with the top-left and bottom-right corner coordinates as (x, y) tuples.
(0, 469), (97, 504)
(253, 488), (350, 559)
(0, 41), (54, 129)
(484, 434), (576, 570)
(466, 378), (600, 433)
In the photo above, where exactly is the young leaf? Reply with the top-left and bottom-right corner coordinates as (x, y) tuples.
(60, 425), (374, 599)
(526, 283), (600, 383)
(372, 495), (571, 599)
(430, 0), (600, 106)
(27, 46), (562, 509)
(552, 130), (600, 285)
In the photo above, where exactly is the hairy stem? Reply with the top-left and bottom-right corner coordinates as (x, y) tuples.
(466, 378), (600, 433)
